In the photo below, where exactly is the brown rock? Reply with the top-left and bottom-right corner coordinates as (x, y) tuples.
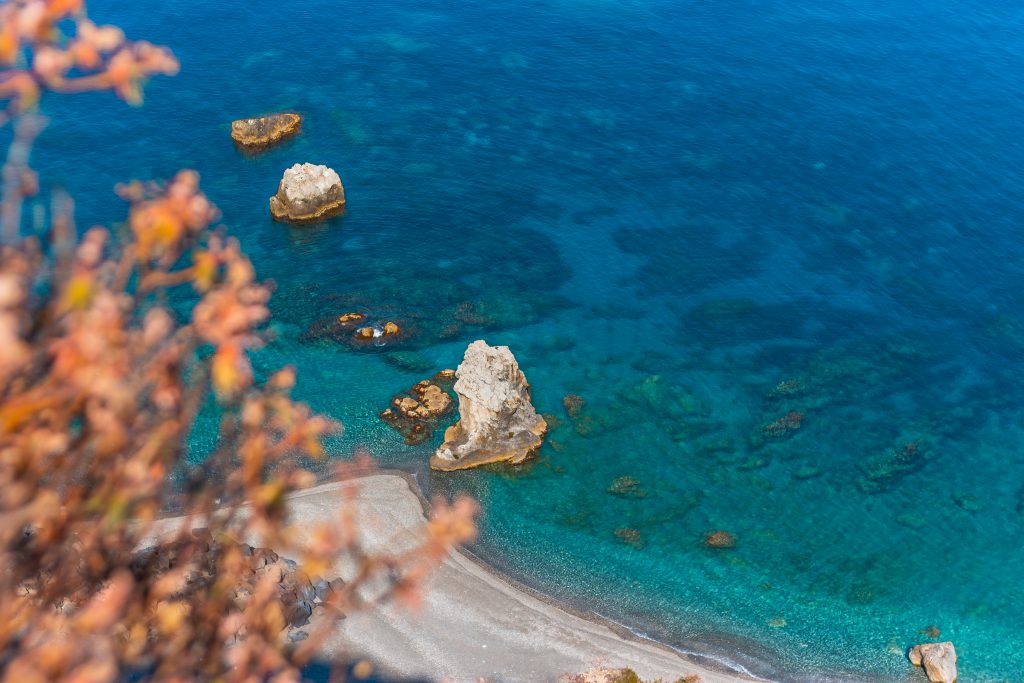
(355, 327), (375, 339)
(383, 321), (400, 336)
(380, 372), (457, 445)
(909, 642), (957, 683)
(231, 112), (302, 149)
(704, 530), (737, 548)
(394, 396), (422, 418)
(413, 382), (452, 417)
(337, 312), (365, 324)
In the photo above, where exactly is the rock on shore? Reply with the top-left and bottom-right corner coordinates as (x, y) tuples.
(431, 340), (547, 471)
(231, 112), (302, 149)
(269, 163), (345, 223)
(909, 642), (957, 683)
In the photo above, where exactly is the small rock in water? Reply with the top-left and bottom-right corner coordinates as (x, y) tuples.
(380, 371), (457, 445)
(607, 476), (647, 498)
(858, 441), (926, 494)
(704, 530), (737, 549)
(231, 112), (302, 150)
(761, 411), (804, 439)
(767, 616), (787, 628)
(269, 163), (345, 223)
(908, 641), (958, 683)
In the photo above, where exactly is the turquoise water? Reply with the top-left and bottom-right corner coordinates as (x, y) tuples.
(24, 0), (1024, 680)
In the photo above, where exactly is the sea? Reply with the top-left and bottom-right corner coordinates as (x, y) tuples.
(25, 0), (1024, 680)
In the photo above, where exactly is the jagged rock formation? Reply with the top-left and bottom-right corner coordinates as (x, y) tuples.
(909, 642), (958, 683)
(231, 112), (302, 149)
(269, 163), (345, 223)
(431, 340), (546, 471)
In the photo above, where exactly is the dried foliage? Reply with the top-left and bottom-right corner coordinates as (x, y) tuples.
(0, 3), (478, 681)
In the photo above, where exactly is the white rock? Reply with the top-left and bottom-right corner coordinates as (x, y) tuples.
(269, 163), (345, 223)
(431, 340), (547, 471)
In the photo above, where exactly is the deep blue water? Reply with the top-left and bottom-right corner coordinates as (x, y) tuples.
(24, 0), (1024, 680)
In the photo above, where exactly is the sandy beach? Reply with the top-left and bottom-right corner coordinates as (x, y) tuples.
(281, 473), (768, 683)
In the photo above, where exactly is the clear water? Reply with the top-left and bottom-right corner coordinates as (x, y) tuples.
(26, 0), (1024, 680)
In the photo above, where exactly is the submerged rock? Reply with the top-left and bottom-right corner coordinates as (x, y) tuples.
(231, 112), (302, 149)
(704, 530), (737, 549)
(269, 163), (345, 223)
(563, 393), (585, 418)
(607, 476), (647, 498)
(431, 340), (547, 471)
(858, 441), (927, 494)
(909, 642), (957, 683)
(761, 411), (805, 439)
(613, 528), (644, 550)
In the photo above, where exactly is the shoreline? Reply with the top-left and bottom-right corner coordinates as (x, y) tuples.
(289, 471), (775, 683)
(389, 469), (873, 683)
(395, 471), (770, 683)
(395, 470), (768, 681)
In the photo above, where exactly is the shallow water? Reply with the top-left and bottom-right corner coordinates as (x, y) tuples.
(27, 0), (1024, 679)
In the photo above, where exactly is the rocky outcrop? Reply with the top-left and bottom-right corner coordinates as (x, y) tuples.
(431, 340), (547, 471)
(301, 310), (410, 349)
(133, 529), (343, 645)
(909, 642), (957, 683)
(269, 163), (345, 223)
(231, 112), (302, 149)
(380, 370), (456, 445)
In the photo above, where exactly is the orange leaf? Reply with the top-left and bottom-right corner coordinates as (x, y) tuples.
(211, 342), (251, 399)
(0, 24), (19, 65)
